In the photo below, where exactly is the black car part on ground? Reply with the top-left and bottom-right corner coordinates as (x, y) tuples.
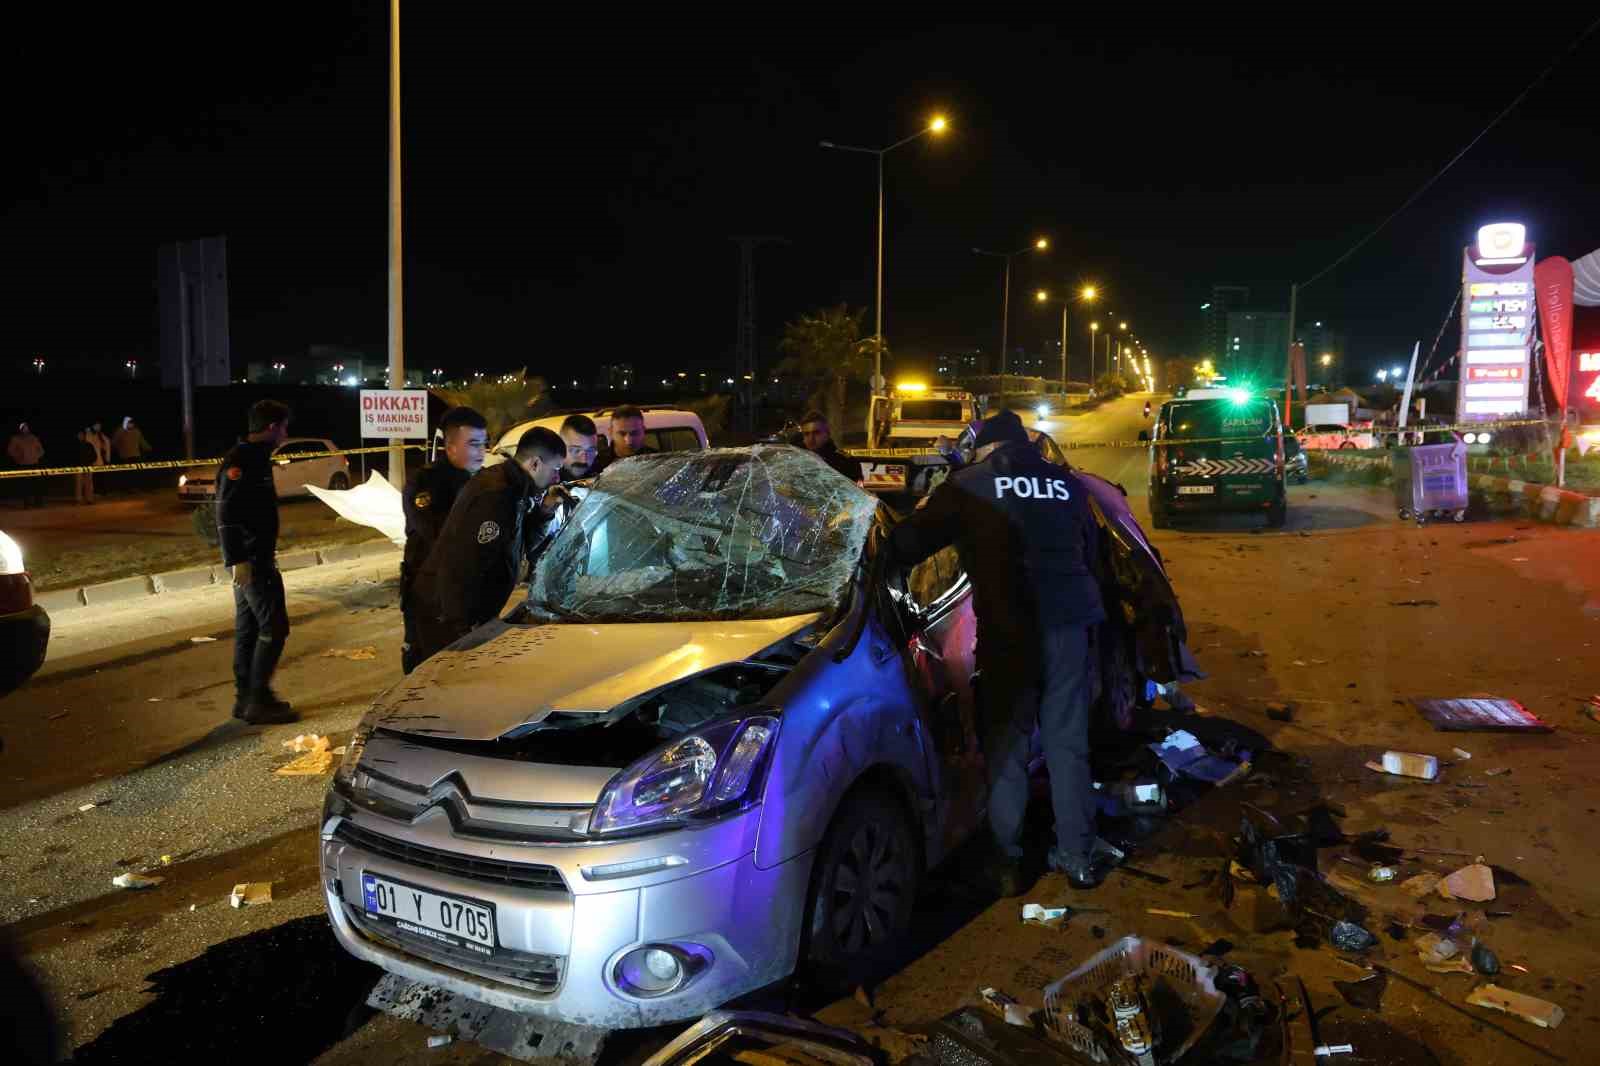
(642, 1010), (881, 1066)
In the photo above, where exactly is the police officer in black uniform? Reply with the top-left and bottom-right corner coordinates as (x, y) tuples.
(889, 409), (1109, 893)
(410, 426), (567, 665)
(216, 399), (298, 725)
(400, 406), (488, 673)
(799, 410), (864, 482)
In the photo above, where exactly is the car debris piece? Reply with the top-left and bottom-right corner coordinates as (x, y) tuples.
(1333, 971), (1387, 1011)
(1368, 865), (1397, 882)
(111, 872), (163, 890)
(78, 802), (98, 812)
(1439, 863), (1495, 902)
(322, 645), (378, 661)
(1021, 904), (1068, 925)
(1426, 956), (1475, 976)
(275, 733), (334, 776)
(922, 1007), (1077, 1066)
(1266, 702), (1294, 722)
(1452, 747), (1472, 760)
(370, 972), (612, 1065)
(1147, 908), (1197, 919)
(1465, 985), (1565, 1030)
(1485, 767), (1512, 776)
(189, 635), (217, 642)
(282, 733), (326, 752)
(426, 1034), (454, 1048)
(979, 987), (1031, 1027)
(1472, 942), (1501, 976)
(1350, 962), (1564, 1061)
(1149, 729), (1252, 784)
(1329, 921), (1377, 952)
(1414, 933), (1458, 964)
(1414, 697), (1552, 733)
(229, 882), (273, 908)
(1379, 751), (1439, 779)
(1314, 1046), (1355, 1057)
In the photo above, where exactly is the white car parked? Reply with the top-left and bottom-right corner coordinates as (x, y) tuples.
(178, 437), (351, 502)
(1296, 423), (1381, 451)
(485, 408), (708, 468)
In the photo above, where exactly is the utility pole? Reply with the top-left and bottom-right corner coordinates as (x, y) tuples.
(732, 236), (785, 434)
(386, 0), (405, 488)
(1284, 282), (1298, 430)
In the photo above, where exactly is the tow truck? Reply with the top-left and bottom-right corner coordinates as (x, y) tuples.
(849, 382), (977, 497)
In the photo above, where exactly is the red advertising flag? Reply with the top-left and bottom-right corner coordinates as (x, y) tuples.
(1535, 257), (1575, 410)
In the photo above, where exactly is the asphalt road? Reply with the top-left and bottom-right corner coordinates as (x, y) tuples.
(5, 404), (1600, 1065)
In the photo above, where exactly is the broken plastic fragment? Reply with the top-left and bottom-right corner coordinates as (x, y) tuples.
(1022, 903), (1067, 925)
(1329, 921), (1378, 952)
(111, 872), (163, 890)
(1439, 863), (1495, 902)
(1465, 985), (1564, 1029)
(229, 882), (273, 908)
(189, 636), (217, 643)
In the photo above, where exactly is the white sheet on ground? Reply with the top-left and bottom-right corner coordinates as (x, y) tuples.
(307, 470), (406, 546)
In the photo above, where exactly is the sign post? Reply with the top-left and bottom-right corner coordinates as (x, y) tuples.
(1459, 222), (1535, 423)
(359, 390), (428, 484)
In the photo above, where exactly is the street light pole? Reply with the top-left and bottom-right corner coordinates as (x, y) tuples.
(820, 115), (948, 397)
(1059, 304), (1069, 390)
(974, 237), (1048, 398)
(386, 0), (406, 489)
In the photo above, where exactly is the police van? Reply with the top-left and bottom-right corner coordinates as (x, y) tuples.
(1145, 389), (1287, 529)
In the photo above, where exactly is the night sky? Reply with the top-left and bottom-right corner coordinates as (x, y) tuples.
(5, 8), (1598, 383)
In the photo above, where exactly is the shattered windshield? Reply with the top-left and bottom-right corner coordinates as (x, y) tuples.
(525, 446), (878, 623)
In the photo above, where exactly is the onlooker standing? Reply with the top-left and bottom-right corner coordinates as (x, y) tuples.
(799, 410), (865, 483)
(111, 417), (153, 491)
(217, 400), (298, 725)
(6, 423), (45, 509)
(74, 429), (99, 504)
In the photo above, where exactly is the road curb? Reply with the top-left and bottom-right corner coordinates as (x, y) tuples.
(81, 575), (155, 605)
(34, 540), (401, 618)
(1471, 473), (1600, 528)
(152, 565), (217, 594)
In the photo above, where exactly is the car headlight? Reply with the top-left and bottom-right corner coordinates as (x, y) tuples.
(1475, 432), (1491, 446)
(590, 715), (779, 836)
(0, 531), (24, 576)
(334, 717), (377, 789)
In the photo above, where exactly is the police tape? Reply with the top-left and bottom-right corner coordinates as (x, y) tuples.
(0, 443), (426, 480)
(848, 417), (1553, 458)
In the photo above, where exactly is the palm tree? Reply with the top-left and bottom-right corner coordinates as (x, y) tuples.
(776, 305), (879, 434)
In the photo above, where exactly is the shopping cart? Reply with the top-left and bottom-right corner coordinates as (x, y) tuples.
(1392, 440), (1468, 525)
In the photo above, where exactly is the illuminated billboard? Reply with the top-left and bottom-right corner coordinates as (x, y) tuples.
(1577, 308), (1600, 424)
(1459, 223), (1534, 420)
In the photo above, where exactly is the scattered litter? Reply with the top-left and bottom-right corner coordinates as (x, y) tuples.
(1329, 921), (1377, 952)
(276, 734), (334, 776)
(1440, 863), (1496, 902)
(111, 872), (163, 890)
(1472, 942), (1501, 976)
(1452, 747), (1472, 760)
(1022, 903), (1067, 925)
(1149, 730), (1251, 784)
(1314, 1045), (1354, 1057)
(1485, 767), (1512, 777)
(1509, 963), (1530, 974)
(1242, 649), (1266, 657)
(1333, 971), (1387, 1011)
(1389, 599), (1439, 607)
(978, 987), (1030, 1027)
(189, 904), (196, 912)
(78, 802), (98, 812)
(189, 636), (217, 643)
(1266, 702), (1295, 722)
(229, 882), (273, 908)
(1465, 985), (1565, 1029)
(147, 697), (161, 703)
(47, 711), (69, 721)
(322, 646), (378, 661)
(1372, 751), (1439, 780)
(1292, 660), (1308, 667)
(1367, 865), (1397, 883)
(1426, 956), (1475, 976)
(426, 1034), (454, 1049)
(1146, 909), (1196, 919)
(1414, 696), (1552, 733)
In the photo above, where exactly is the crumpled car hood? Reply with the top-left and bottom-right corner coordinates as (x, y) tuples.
(371, 613), (820, 741)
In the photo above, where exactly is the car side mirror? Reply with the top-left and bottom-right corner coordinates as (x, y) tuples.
(1137, 430), (1150, 442)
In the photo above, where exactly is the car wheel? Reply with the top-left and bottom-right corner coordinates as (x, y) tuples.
(329, 472), (350, 490)
(803, 786), (918, 981)
(1339, 441), (1356, 450)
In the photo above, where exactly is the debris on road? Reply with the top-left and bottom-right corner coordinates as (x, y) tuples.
(1465, 985), (1565, 1029)
(1414, 696), (1552, 733)
(1149, 729), (1251, 784)
(47, 711), (69, 721)
(1329, 920), (1378, 951)
(1367, 865), (1397, 882)
(1451, 747), (1472, 760)
(276, 734), (334, 776)
(1389, 599), (1440, 607)
(189, 635), (217, 642)
(111, 872), (163, 890)
(1485, 767), (1512, 776)
(1472, 942), (1501, 975)
(1021, 903), (1067, 925)
(1440, 863), (1495, 901)
(1146, 908), (1196, 918)
(229, 882), (273, 908)
(321, 645), (378, 661)
(1370, 751), (1439, 780)
(1266, 702), (1294, 722)
(426, 1034), (454, 1048)
(978, 986), (1030, 1026)
(1333, 971), (1387, 1010)
(78, 802), (99, 812)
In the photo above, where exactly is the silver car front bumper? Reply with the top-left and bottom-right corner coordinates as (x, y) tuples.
(321, 806), (812, 1030)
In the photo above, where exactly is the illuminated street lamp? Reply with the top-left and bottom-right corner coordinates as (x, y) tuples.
(1376, 369), (1389, 382)
(1319, 353), (1333, 367)
(974, 236), (1050, 393)
(1034, 285), (1097, 389)
(820, 113), (950, 394)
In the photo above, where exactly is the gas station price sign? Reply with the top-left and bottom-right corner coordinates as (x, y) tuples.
(1459, 223), (1534, 421)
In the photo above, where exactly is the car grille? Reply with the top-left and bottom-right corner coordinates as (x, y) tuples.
(333, 821), (568, 894)
(345, 905), (564, 993)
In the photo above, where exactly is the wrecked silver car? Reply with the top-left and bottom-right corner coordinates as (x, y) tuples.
(321, 445), (1194, 1031)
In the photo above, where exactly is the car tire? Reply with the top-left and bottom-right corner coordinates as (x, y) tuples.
(1339, 441), (1356, 450)
(329, 472), (351, 491)
(1266, 495), (1287, 528)
(802, 785), (919, 985)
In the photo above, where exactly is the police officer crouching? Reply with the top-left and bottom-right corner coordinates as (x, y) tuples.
(888, 409), (1110, 894)
(400, 406), (488, 673)
(409, 426), (567, 666)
